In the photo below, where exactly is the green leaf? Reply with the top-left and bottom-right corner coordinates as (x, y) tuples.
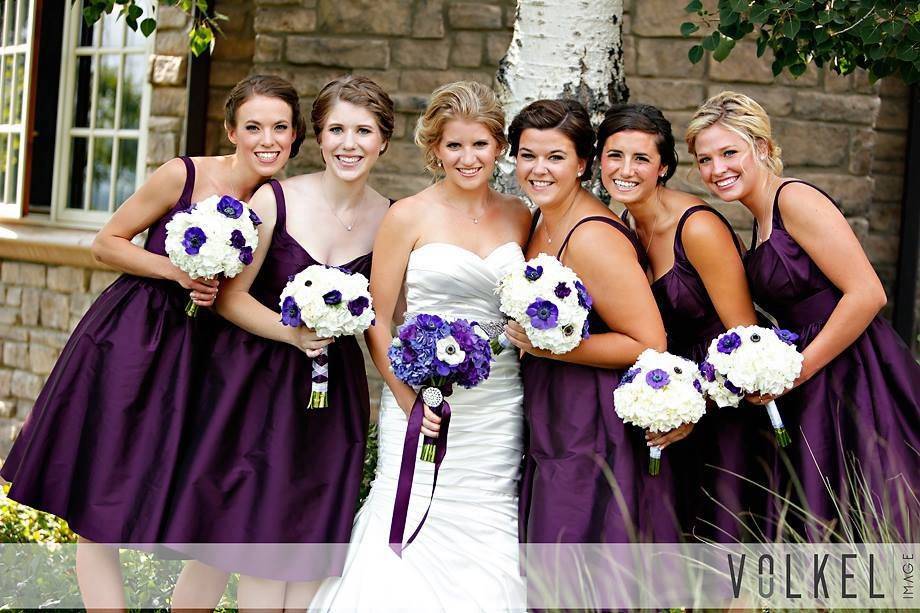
(688, 44), (705, 64)
(127, 3), (143, 19)
(719, 6), (740, 26)
(794, 0), (811, 11)
(781, 17), (801, 38)
(772, 58), (785, 76)
(881, 20), (904, 38)
(756, 32), (769, 57)
(729, 0), (748, 11)
(789, 62), (807, 76)
(680, 21), (700, 37)
(749, 5), (770, 23)
(685, 0), (703, 13)
(140, 17), (156, 37)
(712, 36), (736, 61)
(702, 31), (721, 51)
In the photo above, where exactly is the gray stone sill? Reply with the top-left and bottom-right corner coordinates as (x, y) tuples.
(0, 222), (112, 270)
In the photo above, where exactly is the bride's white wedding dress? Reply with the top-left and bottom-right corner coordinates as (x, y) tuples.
(310, 242), (527, 612)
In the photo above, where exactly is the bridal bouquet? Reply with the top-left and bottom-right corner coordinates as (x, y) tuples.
(388, 313), (492, 461)
(613, 349), (707, 475)
(164, 194), (260, 317)
(492, 253), (592, 355)
(703, 325), (803, 447)
(280, 264), (374, 409)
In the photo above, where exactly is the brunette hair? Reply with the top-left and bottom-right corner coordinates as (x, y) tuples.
(596, 103), (678, 185)
(414, 81), (508, 175)
(311, 75), (396, 152)
(507, 99), (596, 178)
(224, 74), (307, 158)
(686, 90), (783, 175)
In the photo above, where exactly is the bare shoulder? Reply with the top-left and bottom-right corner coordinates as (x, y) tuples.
(247, 181), (280, 227)
(568, 214), (636, 257)
(664, 186), (707, 209)
(144, 157), (189, 194)
(384, 191), (430, 228)
(681, 206), (733, 243)
(777, 180), (839, 216)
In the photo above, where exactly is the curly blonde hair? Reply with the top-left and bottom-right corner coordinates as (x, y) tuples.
(685, 91), (783, 175)
(414, 81), (508, 175)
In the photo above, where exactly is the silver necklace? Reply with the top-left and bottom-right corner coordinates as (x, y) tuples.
(322, 189), (363, 232)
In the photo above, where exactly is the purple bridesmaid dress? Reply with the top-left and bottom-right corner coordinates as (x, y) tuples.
(159, 179), (370, 580)
(0, 157), (219, 543)
(649, 205), (767, 542)
(745, 179), (920, 540)
(519, 215), (681, 544)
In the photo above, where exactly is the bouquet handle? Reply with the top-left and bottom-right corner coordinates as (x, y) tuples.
(389, 385), (452, 558)
(648, 445), (662, 476)
(489, 333), (514, 356)
(764, 400), (791, 447)
(306, 347), (330, 409)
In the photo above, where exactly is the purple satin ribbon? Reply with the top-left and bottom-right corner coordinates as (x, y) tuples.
(388, 385), (452, 557)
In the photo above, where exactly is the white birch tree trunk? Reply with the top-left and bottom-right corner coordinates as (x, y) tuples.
(495, 0), (627, 192)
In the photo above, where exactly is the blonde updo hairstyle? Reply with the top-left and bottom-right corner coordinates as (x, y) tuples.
(685, 91), (783, 176)
(414, 81), (508, 175)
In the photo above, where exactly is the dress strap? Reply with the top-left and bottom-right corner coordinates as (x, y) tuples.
(268, 179), (286, 229)
(178, 156), (195, 204)
(772, 179), (839, 232)
(675, 204), (743, 260)
(557, 215), (647, 268)
(528, 208), (542, 241)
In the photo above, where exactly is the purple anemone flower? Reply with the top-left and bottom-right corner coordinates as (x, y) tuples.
(323, 289), (343, 305)
(216, 195), (244, 219)
(526, 299), (558, 330)
(575, 280), (592, 310)
(416, 313), (445, 331)
(724, 379), (742, 395)
(699, 361), (716, 382)
(693, 379), (703, 393)
(773, 327), (799, 346)
(524, 265), (544, 281)
(238, 246), (253, 265)
(646, 369), (670, 389)
(249, 208), (262, 226)
(280, 296), (301, 326)
(347, 295), (370, 316)
(581, 318), (590, 339)
(554, 282), (571, 299)
(717, 332), (742, 354)
(182, 227), (207, 255)
(621, 367), (640, 385)
(230, 229), (246, 249)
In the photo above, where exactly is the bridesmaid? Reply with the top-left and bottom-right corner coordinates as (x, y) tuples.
(597, 103), (763, 542)
(504, 99), (678, 545)
(166, 75), (395, 610)
(686, 91), (920, 541)
(0, 74), (298, 608)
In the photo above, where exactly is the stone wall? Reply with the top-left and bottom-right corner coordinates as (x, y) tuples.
(0, 262), (120, 458)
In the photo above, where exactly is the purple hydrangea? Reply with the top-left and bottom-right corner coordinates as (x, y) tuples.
(693, 379), (703, 393)
(581, 318), (590, 339)
(621, 367), (640, 385)
(347, 296), (370, 316)
(182, 227), (207, 255)
(575, 280), (592, 310)
(323, 290), (342, 305)
(645, 369), (670, 389)
(216, 195), (243, 219)
(526, 299), (559, 330)
(238, 246), (253, 265)
(280, 296), (301, 327)
(524, 265), (544, 281)
(388, 314), (491, 389)
(699, 361), (716, 382)
(249, 208), (262, 227)
(554, 282), (571, 299)
(717, 332), (742, 354)
(230, 229), (246, 249)
(773, 327), (799, 346)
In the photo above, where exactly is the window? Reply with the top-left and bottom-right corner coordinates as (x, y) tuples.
(0, 0), (34, 218)
(50, 1), (153, 226)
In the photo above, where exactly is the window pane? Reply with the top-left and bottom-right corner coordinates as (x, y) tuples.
(5, 0), (18, 47)
(8, 131), (18, 203)
(121, 53), (143, 129)
(94, 53), (118, 129)
(115, 137), (137, 208)
(124, 0), (151, 48)
(16, 0), (28, 45)
(68, 136), (88, 209)
(11, 52), (22, 123)
(77, 8), (94, 48)
(0, 133), (9, 202)
(73, 55), (92, 128)
(99, 10), (124, 48)
(0, 54), (12, 125)
(91, 136), (112, 211)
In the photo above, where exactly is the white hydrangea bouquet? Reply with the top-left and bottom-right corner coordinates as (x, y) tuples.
(492, 253), (592, 355)
(164, 194), (260, 317)
(703, 325), (804, 447)
(279, 264), (374, 409)
(613, 349), (707, 475)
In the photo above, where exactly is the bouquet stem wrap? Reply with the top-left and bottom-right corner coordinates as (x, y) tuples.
(489, 333), (514, 356)
(649, 446), (662, 476)
(307, 348), (330, 409)
(389, 384), (452, 557)
(185, 300), (199, 318)
(765, 400), (791, 447)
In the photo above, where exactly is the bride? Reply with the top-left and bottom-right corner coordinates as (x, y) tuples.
(310, 81), (532, 611)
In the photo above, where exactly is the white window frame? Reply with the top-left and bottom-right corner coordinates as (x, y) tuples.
(0, 0), (36, 219)
(49, 0), (153, 228)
